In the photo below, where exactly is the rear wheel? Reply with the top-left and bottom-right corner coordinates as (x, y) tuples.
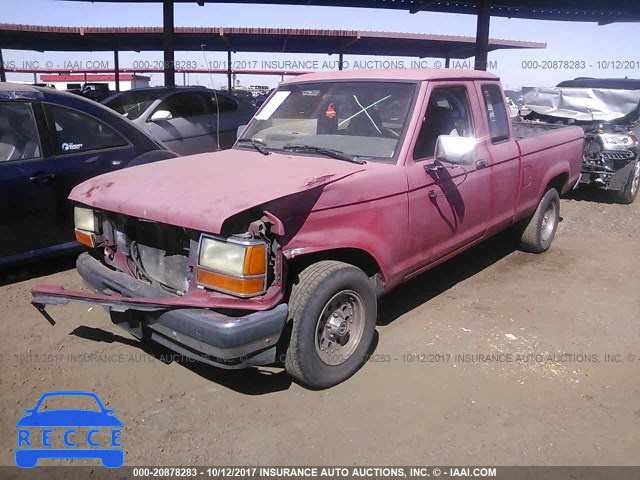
(284, 261), (377, 389)
(613, 160), (640, 205)
(518, 188), (560, 253)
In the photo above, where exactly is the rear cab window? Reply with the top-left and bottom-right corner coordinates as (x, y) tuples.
(481, 84), (511, 143)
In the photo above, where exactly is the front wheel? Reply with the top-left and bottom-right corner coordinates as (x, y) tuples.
(284, 261), (377, 389)
(518, 188), (561, 253)
(613, 160), (640, 205)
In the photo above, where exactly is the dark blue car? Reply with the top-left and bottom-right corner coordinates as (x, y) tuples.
(16, 391), (124, 468)
(0, 83), (178, 266)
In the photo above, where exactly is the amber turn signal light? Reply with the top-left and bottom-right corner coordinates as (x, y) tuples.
(74, 229), (95, 248)
(243, 245), (267, 276)
(196, 269), (265, 297)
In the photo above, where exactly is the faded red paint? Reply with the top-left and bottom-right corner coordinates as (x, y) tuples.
(69, 149), (366, 234)
(34, 70), (584, 311)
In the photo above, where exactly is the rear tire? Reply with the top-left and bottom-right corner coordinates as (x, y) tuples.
(518, 188), (560, 253)
(613, 160), (640, 205)
(284, 260), (377, 389)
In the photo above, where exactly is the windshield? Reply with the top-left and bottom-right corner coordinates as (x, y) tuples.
(237, 81), (416, 162)
(104, 90), (163, 120)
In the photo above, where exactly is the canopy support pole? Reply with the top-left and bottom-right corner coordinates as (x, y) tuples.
(163, 0), (175, 86)
(474, 0), (491, 70)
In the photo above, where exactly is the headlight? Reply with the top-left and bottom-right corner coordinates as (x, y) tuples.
(197, 235), (267, 297)
(74, 207), (98, 247)
(601, 133), (634, 150)
(74, 207), (97, 232)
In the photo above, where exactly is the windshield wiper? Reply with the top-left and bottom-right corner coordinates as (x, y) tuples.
(236, 137), (271, 155)
(282, 144), (366, 164)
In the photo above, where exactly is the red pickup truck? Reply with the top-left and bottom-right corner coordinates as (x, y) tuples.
(33, 69), (584, 388)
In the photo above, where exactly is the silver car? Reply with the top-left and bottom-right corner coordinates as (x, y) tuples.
(103, 86), (256, 155)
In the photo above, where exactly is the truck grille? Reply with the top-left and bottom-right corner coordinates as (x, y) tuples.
(602, 149), (636, 161)
(129, 220), (191, 294)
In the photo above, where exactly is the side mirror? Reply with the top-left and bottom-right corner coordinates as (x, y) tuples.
(434, 135), (476, 166)
(24, 409), (33, 414)
(150, 110), (173, 122)
(237, 124), (247, 139)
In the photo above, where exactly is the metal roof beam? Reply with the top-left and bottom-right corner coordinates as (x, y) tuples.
(410, 0), (439, 14)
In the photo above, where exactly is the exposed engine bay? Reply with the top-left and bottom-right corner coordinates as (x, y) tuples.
(522, 79), (640, 200)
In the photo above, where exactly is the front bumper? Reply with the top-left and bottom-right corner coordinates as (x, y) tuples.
(579, 152), (638, 191)
(32, 253), (288, 369)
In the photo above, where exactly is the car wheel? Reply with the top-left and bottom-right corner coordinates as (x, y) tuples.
(284, 260), (377, 389)
(613, 160), (640, 205)
(518, 188), (560, 253)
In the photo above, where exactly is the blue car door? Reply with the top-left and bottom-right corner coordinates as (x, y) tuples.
(0, 101), (61, 261)
(43, 103), (137, 236)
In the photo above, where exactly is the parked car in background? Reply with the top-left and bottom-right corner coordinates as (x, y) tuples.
(231, 89), (255, 105)
(65, 83), (113, 102)
(33, 69), (583, 389)
(523, 77), (640, 204)
(0, 82), (178, 266)
(79, 83), (113, 102)
(103, 86), (256, 155)
(253, 88), (274, 108)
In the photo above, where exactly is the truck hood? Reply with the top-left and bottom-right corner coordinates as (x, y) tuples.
(69, 149), (366, 234)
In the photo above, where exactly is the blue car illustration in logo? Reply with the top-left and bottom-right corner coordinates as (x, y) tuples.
(16, 391), (123, 468)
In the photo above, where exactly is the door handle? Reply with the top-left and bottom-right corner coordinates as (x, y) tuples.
(424, 164), (444, 173)
(29, 172), (55, 184)
(475, 159), (489, 169)
(111, 159), (123, 166)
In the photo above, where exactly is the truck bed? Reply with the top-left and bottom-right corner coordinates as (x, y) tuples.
(512, 121), (574, 140)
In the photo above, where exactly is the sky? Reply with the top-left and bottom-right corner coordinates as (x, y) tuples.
(1, 0), (639, 90)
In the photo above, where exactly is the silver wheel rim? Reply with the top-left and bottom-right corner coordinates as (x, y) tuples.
(315, 290), (366, 366)
(541, 200), (557, 242)
(631, 162), (640, 197)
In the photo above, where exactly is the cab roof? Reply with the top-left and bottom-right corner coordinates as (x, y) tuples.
(282, 68), (500, 84)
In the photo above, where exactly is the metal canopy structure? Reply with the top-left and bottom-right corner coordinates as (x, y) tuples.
(0, 24), (543, 56)
(12, 0), (640, 87)
(60, 0), (640, 23)
(52, 0), (640, 87)
(0, 23), (544, 89)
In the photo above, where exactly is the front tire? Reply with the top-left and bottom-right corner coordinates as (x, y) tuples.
(284, 261), (377, 389)
(518, 188), (560, 253)
(613, 160), (640, 205)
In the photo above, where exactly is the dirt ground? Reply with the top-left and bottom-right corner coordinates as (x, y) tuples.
(1, 188), (639, 468)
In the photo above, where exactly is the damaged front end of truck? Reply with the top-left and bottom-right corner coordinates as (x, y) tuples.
(33, 205), (289, 369)
(523, 82), (640, 203)
(30, 147), (368, 370)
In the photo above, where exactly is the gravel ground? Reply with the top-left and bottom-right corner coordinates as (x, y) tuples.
(1, 192), (638, 471)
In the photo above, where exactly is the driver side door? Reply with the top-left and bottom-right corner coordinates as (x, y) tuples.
(404, 82), (493, 274)
(0, 101), (61, 262)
